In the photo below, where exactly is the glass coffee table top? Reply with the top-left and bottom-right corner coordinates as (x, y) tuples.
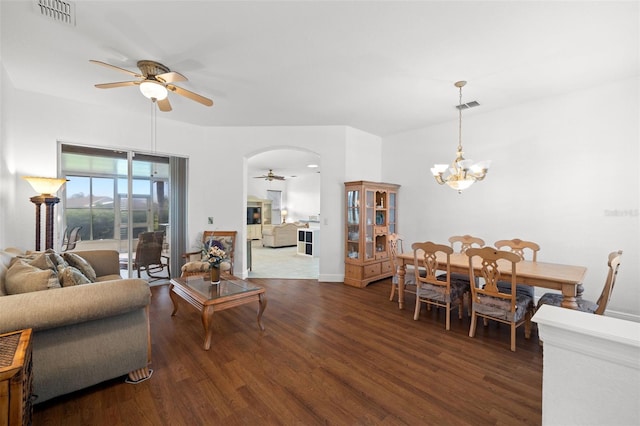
(181, 275), (263, 301)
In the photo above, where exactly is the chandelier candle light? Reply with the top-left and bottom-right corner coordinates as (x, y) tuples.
(431, 81), (491, 193)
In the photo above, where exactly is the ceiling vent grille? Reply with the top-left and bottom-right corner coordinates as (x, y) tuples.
(34, 0), (76, 26)
(456, 100), (480, 110)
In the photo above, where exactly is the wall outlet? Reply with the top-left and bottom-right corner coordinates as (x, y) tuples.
(208, 217), (214, 224)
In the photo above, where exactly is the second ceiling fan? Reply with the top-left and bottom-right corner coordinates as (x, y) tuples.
(90, 59), (213, 112)
(254, 169), (285, 181)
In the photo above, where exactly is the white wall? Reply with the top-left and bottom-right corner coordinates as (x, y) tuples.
(382, 77), (640, 318)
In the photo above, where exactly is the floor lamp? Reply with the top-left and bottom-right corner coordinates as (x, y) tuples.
(23, 176), (68, 251)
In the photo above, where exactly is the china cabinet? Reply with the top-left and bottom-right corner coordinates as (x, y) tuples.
(344, 181), (399, 287)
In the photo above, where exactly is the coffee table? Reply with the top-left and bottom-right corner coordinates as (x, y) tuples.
(169, 275), (267, 350)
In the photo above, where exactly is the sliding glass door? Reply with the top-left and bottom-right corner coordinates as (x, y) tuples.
(60, 144), (185, 278)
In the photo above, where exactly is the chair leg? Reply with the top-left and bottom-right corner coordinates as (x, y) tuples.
(525, 312), (532, 339)
(445, 302), (451, 330)
(469, 311), (477, 338)
(458, 297), (463, 319)
(511, 323), (517, 352)
(413, 297), (421, 320)
(389, 283), (396, 301)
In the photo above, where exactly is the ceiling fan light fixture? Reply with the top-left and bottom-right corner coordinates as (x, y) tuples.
(139, 80), (168, 100)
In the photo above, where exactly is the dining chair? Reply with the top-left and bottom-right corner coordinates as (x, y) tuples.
(537, 250), (622, 315)
(134, 231), (170, 281)
(412, 241), (469, 330)
(449, 234), (485, 253)
(388, 234), (417, 302)
(494, 238), (540, 261)
(441, 234), (485, 314)
(494, 238), (540, 298)
(466, 247), (534, 351)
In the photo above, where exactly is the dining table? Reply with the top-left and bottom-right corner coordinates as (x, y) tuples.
(395, 251), (588, 310)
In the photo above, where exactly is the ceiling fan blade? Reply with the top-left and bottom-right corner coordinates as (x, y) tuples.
(90, 60), (142, 78)
(94, 81), (139, 89)
(157, 97), (172, 112)
(156, 71), (187, 84)
(167, 84), (213, 106)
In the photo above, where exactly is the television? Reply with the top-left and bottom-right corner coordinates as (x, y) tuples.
(247, 207), (261, 224)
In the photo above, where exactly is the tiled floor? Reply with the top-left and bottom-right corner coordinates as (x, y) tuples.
(248, 240), (319, 279)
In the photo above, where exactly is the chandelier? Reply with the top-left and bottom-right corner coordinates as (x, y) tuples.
(431, 81), (491, 193)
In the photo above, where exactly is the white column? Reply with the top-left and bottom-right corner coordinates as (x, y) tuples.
(533, 305), (640, 426)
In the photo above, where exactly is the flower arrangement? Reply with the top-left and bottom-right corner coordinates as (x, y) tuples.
(205, 240), (226, 269)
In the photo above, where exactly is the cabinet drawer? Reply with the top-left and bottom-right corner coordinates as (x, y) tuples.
(374, 226), (388, 235)
(363, 263), (381, 278)
(381, 260), (393, 274)
(345, 263), (363, 280)
(375, 252), (388, 260)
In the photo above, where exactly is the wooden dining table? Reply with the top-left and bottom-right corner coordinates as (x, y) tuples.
(395, 251), (587, 310)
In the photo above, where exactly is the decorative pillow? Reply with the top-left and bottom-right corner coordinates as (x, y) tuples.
(62, 252), (97, 282)
(57, 264), (92, 287)
(27, 252), (56, 272)
(5, 258), (61, 294)
(45, 249), (68, 268)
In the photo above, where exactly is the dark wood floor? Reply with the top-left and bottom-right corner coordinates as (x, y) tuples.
(33, 278), (543, 425)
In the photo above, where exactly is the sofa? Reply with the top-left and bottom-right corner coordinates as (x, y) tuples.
(0, 249), (151, 404)
(262, 222), (308, 248)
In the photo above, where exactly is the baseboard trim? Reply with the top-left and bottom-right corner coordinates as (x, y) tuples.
(318, 273), (344, 283)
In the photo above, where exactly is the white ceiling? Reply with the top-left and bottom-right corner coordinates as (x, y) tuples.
(1, 1), (638, 177)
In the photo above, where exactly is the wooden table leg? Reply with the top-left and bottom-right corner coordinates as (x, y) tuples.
(257, 293), (267, 331)
(169, 284), (179, 316)
(201, 305), (214, 350)
(561, 283), (579, 310)
(397, 264), (406, 310)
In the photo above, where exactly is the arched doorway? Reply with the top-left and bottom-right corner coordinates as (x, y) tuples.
(246, 148), (320, 279)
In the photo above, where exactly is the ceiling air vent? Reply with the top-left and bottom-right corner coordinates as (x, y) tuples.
(34, 0), (76, 26)
(456, 100), (480, 110)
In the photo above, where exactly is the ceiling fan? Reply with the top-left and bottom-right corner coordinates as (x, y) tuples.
(254, 169), (285, 181)
(90, 59), (213, 112)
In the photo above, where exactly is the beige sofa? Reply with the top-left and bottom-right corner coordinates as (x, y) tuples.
(262, 222), (308, 248)
(0, 249), (151, 403)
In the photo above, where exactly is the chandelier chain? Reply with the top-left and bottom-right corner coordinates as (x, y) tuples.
(458, 85), (463, 152)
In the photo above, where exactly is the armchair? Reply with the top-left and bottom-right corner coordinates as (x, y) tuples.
(182, 231), (237, 273)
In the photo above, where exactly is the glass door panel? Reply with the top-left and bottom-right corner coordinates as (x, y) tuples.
(347, 189), (360, 260)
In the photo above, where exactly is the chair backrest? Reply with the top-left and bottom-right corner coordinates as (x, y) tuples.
(388, 234), (404, 274)
(594, 250), (623, 315)
(449, 235), (485, 254)
(136, 231), (163, 265)
(411, 241), (453, 288)
(494, 238), (540, 261)
(202, 231), (237, 272)
(61, 226), (82, 251)
(466, 247), (521, 311)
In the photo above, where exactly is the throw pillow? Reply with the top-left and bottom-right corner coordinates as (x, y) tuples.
(45, 249), (68, 268)
(27, 252), (56, 272)
(62, 252), (97, 282)
(5, 258), (61, 294)
(57, 264), (92, 287)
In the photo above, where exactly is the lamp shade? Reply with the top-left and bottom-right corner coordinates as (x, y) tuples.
(23, 176), (68, 196)
(139, 80), (168, 100)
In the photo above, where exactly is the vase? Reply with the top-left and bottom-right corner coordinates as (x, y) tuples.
(210, 266), (220, 284)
